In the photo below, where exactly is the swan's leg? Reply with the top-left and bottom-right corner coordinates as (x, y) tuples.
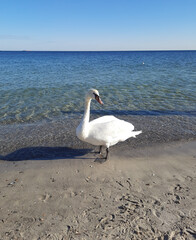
(94, 147), (109, 163)
(105, 148), (109, 160)
(99, 146), (102, 154)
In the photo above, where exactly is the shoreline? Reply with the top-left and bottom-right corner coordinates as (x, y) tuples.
(0, 140), (196, 239)
(0, 114), (196, 160)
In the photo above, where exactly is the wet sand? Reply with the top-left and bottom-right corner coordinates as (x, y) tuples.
(0, 115), (196, 239)
(0, 114), (196, 158)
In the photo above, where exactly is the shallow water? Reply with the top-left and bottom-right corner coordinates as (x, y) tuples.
(0, 51), (196, 124)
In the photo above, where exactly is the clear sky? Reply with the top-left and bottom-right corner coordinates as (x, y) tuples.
(0, 0), (196, 51)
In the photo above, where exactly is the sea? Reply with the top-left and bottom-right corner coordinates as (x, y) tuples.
(0, 51), (196, 159)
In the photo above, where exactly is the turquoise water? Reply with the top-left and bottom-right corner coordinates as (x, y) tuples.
(0, 51), (196, 124)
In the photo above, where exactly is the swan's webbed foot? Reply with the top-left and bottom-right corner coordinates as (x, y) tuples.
(94, 157), (107, 163)
(94, 148), (109, 163)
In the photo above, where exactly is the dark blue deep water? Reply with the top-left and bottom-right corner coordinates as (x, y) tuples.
(0, 51), (196, 124)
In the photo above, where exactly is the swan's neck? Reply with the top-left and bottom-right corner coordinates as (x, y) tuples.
(82, 98), (91, 124)
(77, 98), (91, 140)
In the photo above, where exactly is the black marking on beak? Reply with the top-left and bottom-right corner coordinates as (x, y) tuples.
(93, 93), (103, 105)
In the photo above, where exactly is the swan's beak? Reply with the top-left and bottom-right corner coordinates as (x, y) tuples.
(95, 95), (103, 105)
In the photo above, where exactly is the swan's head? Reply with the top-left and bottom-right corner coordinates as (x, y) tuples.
(86, 89), (103, 105)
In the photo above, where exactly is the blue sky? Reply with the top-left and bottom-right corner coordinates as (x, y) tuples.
(0, 0), (196, 51)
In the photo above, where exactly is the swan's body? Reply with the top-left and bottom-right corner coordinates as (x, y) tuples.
(76, 89), (142, 160)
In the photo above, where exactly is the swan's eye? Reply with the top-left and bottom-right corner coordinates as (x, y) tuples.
(93, 93), (99, 99)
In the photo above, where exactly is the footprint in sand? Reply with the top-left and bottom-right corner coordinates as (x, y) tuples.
(39, 193), (52, 202)
(185, 176), (193, 182)
(166, 184), (189, 204)
(152, 209), (161, 218)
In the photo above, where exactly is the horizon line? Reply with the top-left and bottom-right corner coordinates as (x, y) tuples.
(0, 49), (196, 52)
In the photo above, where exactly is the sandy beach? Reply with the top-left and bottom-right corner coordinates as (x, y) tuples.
(0, 138), (196, 239)
(0, 114), (196, 240)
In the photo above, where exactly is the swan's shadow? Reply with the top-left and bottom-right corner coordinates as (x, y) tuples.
(0, 147), (92, 161)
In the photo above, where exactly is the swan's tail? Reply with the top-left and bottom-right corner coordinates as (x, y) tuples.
(132, 130), (142, 138)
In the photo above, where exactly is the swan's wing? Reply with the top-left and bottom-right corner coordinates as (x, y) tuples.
(89, 115), (118, 124)
(88, 118), (136, 145)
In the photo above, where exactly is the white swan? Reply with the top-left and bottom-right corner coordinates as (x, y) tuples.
(76, 89), (142, 161)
